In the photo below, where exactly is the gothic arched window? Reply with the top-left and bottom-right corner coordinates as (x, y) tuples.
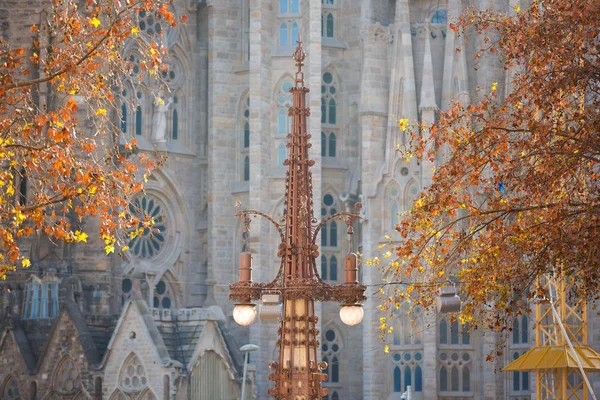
(23, 277), (59, 320)
(240, 95), (250, 182)
(431, 10), (447, 25)
(277, 143), (287, 167)
(393, 366), (401, 392)
(513, 315), (529, 344)
(392, 351), (424, 393)
(322, 328), (342, 383)
(277, 80), (293, 135)
(439, 319), (448, 344)
(280, 0), (300, 14)
(326, 13), (334, 37)
(511, 351), (530, 392)
(329, 256), (338, 281)
(321, 72), (337, 125)
(291, 22), (299, 45)
(135, 103), (143, 136)
(450, 320), (460, 344)
(279, 23), (288, 46)
(440, 366), (448, 391)
(54, 357), (82, 395)
(321, 255), (328, 280)
(328, 133), (336, 157)
(243, 97), (250, 149)
(438, 318), (473, 395)
(122, 278), (133, 306)
(119, 353), (148, 393)
(244, 156), (250, 181)
(153, 279), (173, 310)
(171, 100), (179, 141)
(120, 96), (128, 134)
(391, 201), (399, 231)
(3, 376), (21, 399)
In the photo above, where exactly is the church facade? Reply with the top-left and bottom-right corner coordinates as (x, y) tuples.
(0, 0), (599, 399)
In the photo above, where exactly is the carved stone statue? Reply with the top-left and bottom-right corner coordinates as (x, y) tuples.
(151, 88), (172, 145)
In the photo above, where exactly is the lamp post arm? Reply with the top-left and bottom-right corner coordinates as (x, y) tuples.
(236, 210), (286, 243)
(311, 211), (361, 247)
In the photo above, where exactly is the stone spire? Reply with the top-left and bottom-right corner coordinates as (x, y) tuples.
(419, 25), (438, 112)
(419, 26), (437, 189)
(386, 0), (418, 151)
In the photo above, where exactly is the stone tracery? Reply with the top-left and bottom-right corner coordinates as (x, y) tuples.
(119, 353), (148, 394)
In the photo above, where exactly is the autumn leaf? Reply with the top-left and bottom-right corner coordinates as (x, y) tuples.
(75, 230), (88, 243)
(90, 17), (101, 28)
(105, 244), (115, 255)
(398, 118), (409, 131)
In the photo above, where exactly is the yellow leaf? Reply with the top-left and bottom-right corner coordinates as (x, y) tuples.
(491, 82), (498, 91)
(95, 108), (107, 116)
(131, 27), (140, 36)
(384, 344), (389, 353)
(105, 244), (115, 255)
(22, 258), (31, 268)
(514, 5), (520, 12)
(157, 97), (165, 105)
(90, 17), (101, 28)
(121, 246), (130, 252)
(75, 230), (88, 243)
(398, 118), (409, 131)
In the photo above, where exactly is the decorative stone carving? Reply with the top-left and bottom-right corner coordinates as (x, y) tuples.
(361, 23), (393, 44)
(151, 88), (172, 146)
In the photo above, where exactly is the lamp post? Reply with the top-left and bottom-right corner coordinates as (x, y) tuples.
(230, 39), (366, 399)
(240, 344), (259, 400)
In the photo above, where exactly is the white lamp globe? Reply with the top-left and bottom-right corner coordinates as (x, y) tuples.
(233, 304), (257, 326)
(339, 304), (364, 326)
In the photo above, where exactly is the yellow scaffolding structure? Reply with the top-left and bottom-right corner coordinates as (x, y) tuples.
(504, 274), (600, 400)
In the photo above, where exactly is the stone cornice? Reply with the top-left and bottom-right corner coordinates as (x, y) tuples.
(360, 111), (388, 117)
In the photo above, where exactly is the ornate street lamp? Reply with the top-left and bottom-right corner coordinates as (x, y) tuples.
(230, 40), (366, 399)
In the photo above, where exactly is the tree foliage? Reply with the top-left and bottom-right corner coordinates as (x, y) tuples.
(380, 0), (600, 330)
(0, 0), (182, 276)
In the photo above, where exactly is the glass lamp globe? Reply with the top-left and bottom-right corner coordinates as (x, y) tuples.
(339, 304), (364, 326)
(233, 303), (257, 326)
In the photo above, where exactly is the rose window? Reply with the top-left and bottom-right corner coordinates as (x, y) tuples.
(128, 195), (167, 259)
(137, 7), (178, 45)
